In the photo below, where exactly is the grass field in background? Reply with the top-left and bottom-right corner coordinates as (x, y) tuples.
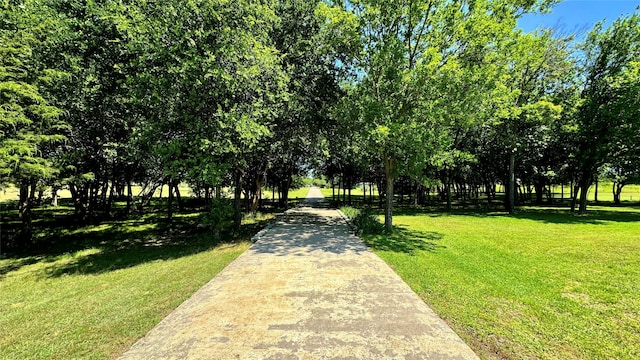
(0, 209), (272, 359)
(361, 206), (640, 359)
(261, 187), (310, 202)
(0, 184), (195, 203)
(319, 187), (379, 202)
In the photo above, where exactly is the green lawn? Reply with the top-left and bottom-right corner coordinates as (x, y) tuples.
(361, 206), (640, 359)
(0, 209), (271, 359)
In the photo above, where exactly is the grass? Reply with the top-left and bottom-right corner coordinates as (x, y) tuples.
(0, 207), (273, 359)
(262, 187), (309, 201)
(361, 206), (640, 359)
(0, 184), (195, 203)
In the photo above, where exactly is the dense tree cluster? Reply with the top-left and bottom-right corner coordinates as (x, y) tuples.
(324, 1), (640, 229)
(1, 0), (340, 246)
(1, 0), (639, 242)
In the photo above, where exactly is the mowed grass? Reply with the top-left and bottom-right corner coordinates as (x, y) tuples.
(0, 184), (195, 203)
(0, 210), (271, 360)
(363, 206), (640, 359)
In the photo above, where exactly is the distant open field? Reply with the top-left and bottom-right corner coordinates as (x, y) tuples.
(0, 184), (194, 203)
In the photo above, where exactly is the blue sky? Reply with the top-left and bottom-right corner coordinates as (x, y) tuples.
(518, 0), (639, 35)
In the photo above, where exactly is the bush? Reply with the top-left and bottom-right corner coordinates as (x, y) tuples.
(340, 206), (360, 219)
(204, 199), (233, 238)
(340, 206), (385, 235)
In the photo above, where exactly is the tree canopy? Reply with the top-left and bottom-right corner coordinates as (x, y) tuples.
(1, 0), (640, 244)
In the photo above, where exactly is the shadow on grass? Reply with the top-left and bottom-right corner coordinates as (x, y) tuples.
(1, 209), (273, 279)
(363, 225), (445, 255)
(392, 205), (640, 225)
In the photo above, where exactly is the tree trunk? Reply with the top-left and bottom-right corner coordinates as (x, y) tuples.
(167, 180), (174, 222)
(508, 152), (515, 214)
(445, 168), (452, 212)
(174, 181), (183, 211)
(578, 185), (589, 215)
(281, 170), (291, 209)
(51, 186), (59, 207)
(106, 180), (115, 216)
(594, 177), (599, 203)
(332, 179), (335, 202)
(234, 170), (243, 232)
(570, 182), (579, 213)
(570, 180), (574, 199)
(613, 182), (623, 205)
(578, 179), (590, 214)
(534, 180), (544, 205)
(69, 183), (88, 220)
(126, 181), (133, 214)
(384, 154), (395, 231)
(251, 177), (263, 213)
(18, 182), (33, 246)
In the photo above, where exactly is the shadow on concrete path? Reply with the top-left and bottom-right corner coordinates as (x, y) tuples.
(118, 186), (479, 360)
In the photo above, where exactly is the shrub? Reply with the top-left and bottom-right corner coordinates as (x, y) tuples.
(204, 199), (233, 238)
(340, 206), (385, 235)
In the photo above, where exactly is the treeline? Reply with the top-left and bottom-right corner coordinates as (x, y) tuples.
(2, 0), (639, 245)
(1, 0), (342, 247)
(321, 1), (640, 229)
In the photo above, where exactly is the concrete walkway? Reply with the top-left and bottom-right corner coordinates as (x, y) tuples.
(118, 187), (478, 359)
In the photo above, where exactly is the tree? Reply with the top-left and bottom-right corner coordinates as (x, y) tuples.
(337, 0), (554, 229)
(1, 0), (66, 244)
(123, 0), (287, 227)
(264, 0), (343, 210)
(571, 14), (640, 214)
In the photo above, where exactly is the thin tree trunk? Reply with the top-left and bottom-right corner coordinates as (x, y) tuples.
(18, 181), (33, 245)
(281, 170), (291, 209)
(570, 180), (574, 199)
(362, 180), (366, 204)
(167, 180), (174, 222)
(127, 181), (133, 214)
(332, 179), (335, 202)
(51, 186), (58, 207)
(106, 180), (115, 215)
(174, 181), (183, 211)
(384, 154), (395, 231)
(508, 152), (515, 214)
(234, 171), (243, 231)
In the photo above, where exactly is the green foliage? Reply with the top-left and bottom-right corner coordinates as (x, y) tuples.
(569, 13), (640, 212)
(203, 198), (233, 234)
(0, 1), (66, 185)
(340, 206), (385, 235)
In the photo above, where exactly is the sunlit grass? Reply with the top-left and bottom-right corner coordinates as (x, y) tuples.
(0, 209), (271, 360)
(362, 206), (640, 359)
(0, 184), (194, 203)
